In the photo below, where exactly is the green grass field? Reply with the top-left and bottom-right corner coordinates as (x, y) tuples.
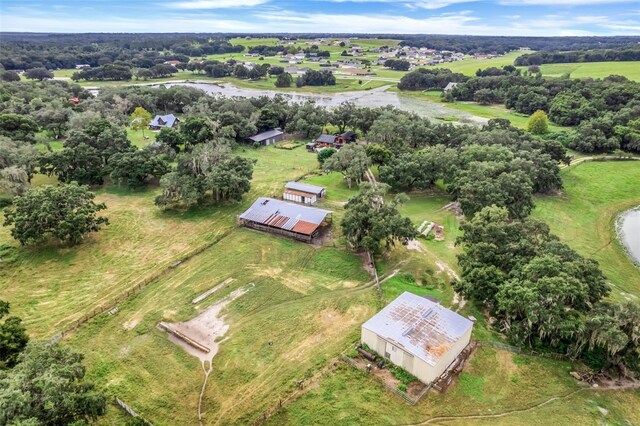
(533, 161), (640, 297)
(433, 51), (522, 76)
(529, 61), (640, 82)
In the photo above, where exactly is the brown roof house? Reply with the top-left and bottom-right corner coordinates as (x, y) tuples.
(361, 292), (473, 385)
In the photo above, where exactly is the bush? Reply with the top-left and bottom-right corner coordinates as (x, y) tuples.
(397, 383), (407, 393)
(390, 365), (417, 385)
(0, 196), (13, 208)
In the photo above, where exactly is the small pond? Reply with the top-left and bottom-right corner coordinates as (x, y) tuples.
(618, 208), (640, 265)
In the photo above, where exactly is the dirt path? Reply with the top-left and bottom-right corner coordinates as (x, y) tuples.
(402, 390), (582, 425)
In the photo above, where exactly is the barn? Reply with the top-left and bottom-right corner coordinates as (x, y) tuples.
(361, 292), (473, 385)
(283, 181), (326, 205)
(248, 128), (285, 146)
(238, 197), (332, 242)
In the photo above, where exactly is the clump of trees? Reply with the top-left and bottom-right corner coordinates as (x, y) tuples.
(3, 183), (109, 246)
(397, 68), (467, 91)
(384, 59), (411, 71)
(0, 341), (107, 425)
(296, 70), (336, 87)
(155, 141), (254, 208)
(323, 144), (370, 189)
(341, 183), (416, 253)
(455, 205), (640, 376)
(0, 300), (28, 369)
(526, 110), (549, 135)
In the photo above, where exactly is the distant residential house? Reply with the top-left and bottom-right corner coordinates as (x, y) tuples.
(313, 131), (357, 150)
(163, 60), (181, 67)
(238, 197), (332, 242)
(149, 114), (179, 130)
(248, 128), (284, 146)
(75, 64), (91, 69)
(361, 292), (474, 385)
(443, 82), (459, 92)
(283, 181), (326, 205)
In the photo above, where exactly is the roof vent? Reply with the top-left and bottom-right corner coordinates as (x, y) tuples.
(261, 199), (269, 205)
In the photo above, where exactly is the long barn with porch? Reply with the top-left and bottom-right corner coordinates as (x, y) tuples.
(237, 197), (332, 242)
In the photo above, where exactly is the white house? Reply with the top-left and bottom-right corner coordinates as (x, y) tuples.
(283, 182), (326, 205)
(361, 292), (473, 385)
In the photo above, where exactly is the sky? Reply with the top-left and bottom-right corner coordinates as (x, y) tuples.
(1, 0), (639, 36)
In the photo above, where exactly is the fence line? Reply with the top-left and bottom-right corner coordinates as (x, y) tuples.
(48, 228), (235, 341)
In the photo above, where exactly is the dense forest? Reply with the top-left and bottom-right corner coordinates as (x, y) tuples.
(515, 48), (640, 66)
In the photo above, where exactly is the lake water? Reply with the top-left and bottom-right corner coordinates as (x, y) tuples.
(618, 208), (640, 265)
(158, 82), (488, 125)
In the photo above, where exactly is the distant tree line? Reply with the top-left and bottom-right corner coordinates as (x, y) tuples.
(398, 35), (640, 54)
(0, 34), (243, 70)
(397, 68), (467, 90)
(515, 48), (640, 66)
(399, 68), (640, 154)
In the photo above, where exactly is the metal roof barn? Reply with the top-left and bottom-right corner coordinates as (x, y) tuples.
(238, 197), (332, 242)
(361, 292), (473, 385)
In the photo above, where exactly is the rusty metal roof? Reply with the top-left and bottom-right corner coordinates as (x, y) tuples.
(362, 292), (473, 366)
(239, 198), (332, 236)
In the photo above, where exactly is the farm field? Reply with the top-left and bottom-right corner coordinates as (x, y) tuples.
(533, 161), (640, 297)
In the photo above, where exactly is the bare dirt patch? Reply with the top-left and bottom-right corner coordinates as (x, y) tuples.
(407, 239), (424, 253)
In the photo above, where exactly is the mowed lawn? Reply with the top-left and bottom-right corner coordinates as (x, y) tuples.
(0, 146), (319, 337)
(534, 161), (640, 297)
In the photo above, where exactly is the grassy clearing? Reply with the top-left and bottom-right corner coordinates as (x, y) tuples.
(0, 146), (319, 337)
(127, 127), (156, 148)
(526, 61), (640, 82)
(432, 51), (522, 76)
(265, 345), (602, 426)
(533, 161), (640, 297)
(69, 229), (376, 425)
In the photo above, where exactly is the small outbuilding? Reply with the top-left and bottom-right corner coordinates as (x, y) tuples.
(149, 114), (179, 130)
(443, 82), (459, 92)
(248, 128), (285, 146)
(283, 181), (326, 205)
(238, 197), (332, 242)
(361, 291), (473, 385)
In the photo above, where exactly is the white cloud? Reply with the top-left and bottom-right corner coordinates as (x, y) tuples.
(499, 0), (637, 5)
(166, 0), (270, 9)
(326, 0), (478, 9)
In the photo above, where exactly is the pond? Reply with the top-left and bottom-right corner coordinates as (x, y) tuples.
(157, 82), (488, 125)
(618, 208), (640, 265)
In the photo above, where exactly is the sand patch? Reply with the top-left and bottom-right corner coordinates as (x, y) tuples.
(160, 284), (253, 363)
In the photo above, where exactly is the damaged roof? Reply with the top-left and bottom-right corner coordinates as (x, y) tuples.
(239, 197), (332, 236)
(362, 291), (473, 366)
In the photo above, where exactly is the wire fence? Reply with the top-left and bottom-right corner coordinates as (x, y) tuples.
(478, 340), (570, 361)
(47, 228), (235, 341)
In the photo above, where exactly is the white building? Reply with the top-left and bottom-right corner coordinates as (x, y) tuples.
(283, 182), (326, 205)
(361, 292), (473, 385)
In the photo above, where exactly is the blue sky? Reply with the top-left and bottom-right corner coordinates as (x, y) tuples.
(1, 0), (639, 35)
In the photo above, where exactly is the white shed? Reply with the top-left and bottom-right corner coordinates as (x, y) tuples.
(283, 181), (326, 205)
(361, 292), (473, 385)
